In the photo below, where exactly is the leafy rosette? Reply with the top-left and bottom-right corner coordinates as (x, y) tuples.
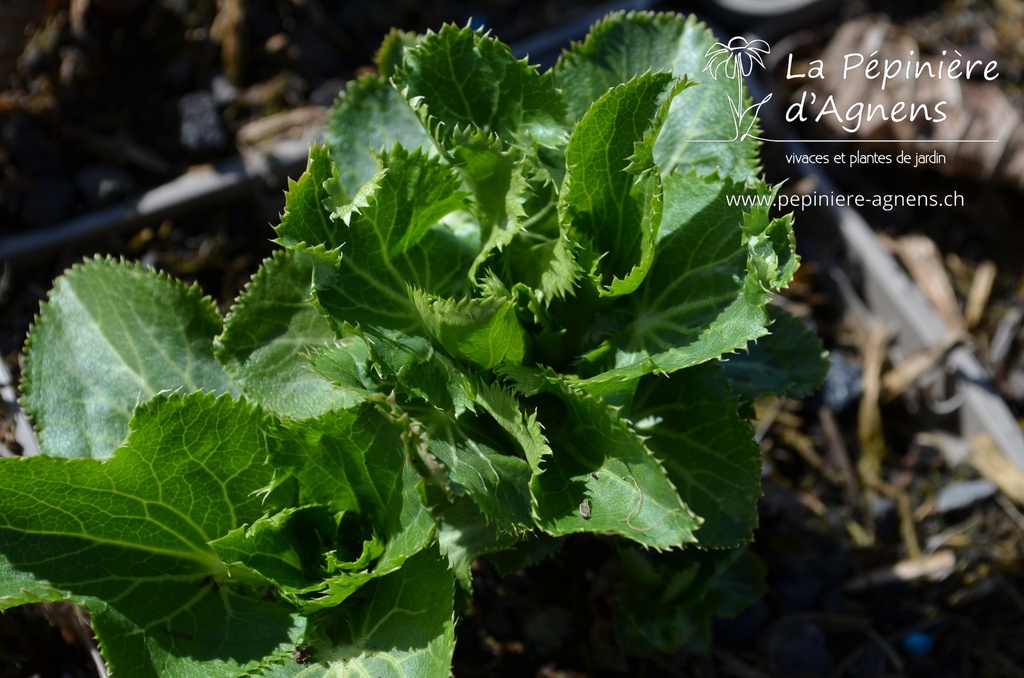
(4, 11), (825, 677)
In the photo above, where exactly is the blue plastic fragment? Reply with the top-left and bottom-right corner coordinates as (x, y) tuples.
(902, 631), (935, 657)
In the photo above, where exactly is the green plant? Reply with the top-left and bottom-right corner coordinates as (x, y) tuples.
(2, 11), (825, 676)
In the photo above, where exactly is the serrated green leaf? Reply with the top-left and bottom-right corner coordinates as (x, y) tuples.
(632, 364), (762, 547)
(304, 336), (381, 402)
(274, 145), (345, 259)
(447, 130), (537, 282)
(509, 371), (700, 549)
(273, 406), (406, 520)
(259, 545), (455, 678)
(432, 496), (520, 591)
(448, 126), (520, 228)
(211, 505), (338, 595)
(580, 172), (795, 386)
(393, 30), (581, 303)
(743, 204), (798, 290)
(379, 156), (469, 260)
(20, 257), (235, 459)
(363, 329), (473, 415)
(411, 288), (528, 369)
(324, 74), (434, 195)
(394, 23), (567, 151)
(375, 29), (422, 80)
(472, 378), (551, 472)
(217, 249), (361, 418)
(411, 405), (533, 531)
(313, 544), (454, 678)
(560, 71), (687, 297)
(720, 305), (828, 401)
(491, 216), (582, 302)
(314, 146), (476, 334)
(0, 554), (72, 610)
(554, 11), (760, 183)
(270, 407), (434, 611)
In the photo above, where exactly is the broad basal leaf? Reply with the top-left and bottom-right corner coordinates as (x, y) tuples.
(0, 392), (271, 592)
(324, 74), (434, 195)
(21, 256), (235, 459)
(560, 71), (688, 297)
(632, 364), (762, 548)
(217, 249), (360, 418)
(0, 392), (302, 676)
(0, 553), (70, 610)
(0, 563), (304, 678)
(89, 585), (304, 678)
(311, 544), (454, 678)
(394, 23), (567, 151)
(580, 171), (796, 386)
(314, 146), (475, 333)
(554, 11), (761, 182)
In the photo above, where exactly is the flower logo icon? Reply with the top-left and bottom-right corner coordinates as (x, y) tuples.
(704, 36), (770, 79)
(703, 37), (773, 141)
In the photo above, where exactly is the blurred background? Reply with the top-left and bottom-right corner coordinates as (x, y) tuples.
(2, 1), (1023, 676)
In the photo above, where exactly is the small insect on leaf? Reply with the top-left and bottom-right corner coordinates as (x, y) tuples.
(579, 498), (592, 520)
(294, 646), (312, 664)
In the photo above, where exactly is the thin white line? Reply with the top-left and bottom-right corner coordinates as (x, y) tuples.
(687, 138), (1001, 144)
(760, 138), (1001, 144)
